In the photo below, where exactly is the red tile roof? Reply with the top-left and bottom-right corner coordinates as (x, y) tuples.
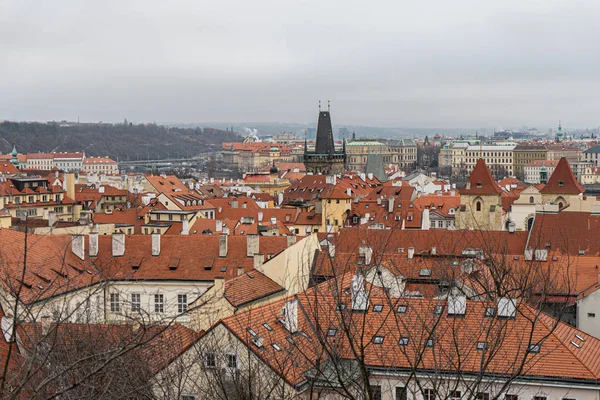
(539, 157), (583, 195)
(217, 276), (600, 386)
(224, 270), (285, 307)
(460, 159), (503, 195)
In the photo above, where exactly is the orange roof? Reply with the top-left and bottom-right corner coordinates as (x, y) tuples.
(0, 161), (19, 174)
(540, 157), (583, 195)
(217, 276), (600, 386)
(145, 175), (189, 193)
(224, 269), (285, 307)
(460, 159), (503, 195)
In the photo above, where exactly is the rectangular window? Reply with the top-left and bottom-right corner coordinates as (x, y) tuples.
(533, 397), (546, 400)
(178, 294), (187, 314)
(131, 293), (141, 312)
(225, 353), (238, 369)
(589, 312), (596, 318)
(423, 389), (436, 400)
(477, 393), (490, 400)
(485, 307), (496, 317)
(504, 395), (518, 400)
(370, 385), (382, 400)
(154, 294), (164, 313)
(396, 386), (407, 400)
(110, 293), (120, 313)
(204, 352), (216, 368)
(181, 395), (197, 400)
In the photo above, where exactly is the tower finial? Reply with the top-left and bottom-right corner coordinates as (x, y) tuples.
(318, 100), (321, 112)
(328, 100), (330, 112)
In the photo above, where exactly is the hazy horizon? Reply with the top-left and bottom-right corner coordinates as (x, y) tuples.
(2, 1), (600, 129)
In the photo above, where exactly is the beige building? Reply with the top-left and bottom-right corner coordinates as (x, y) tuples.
(464, 145), (515, 177)
(82, 157), (119, 174)
(456, 159), (505, 230)
(388, 138), (418, 170)
(346, 141), (397, 172)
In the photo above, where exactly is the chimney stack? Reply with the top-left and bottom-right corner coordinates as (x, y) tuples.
(112, 233), (125, 257)
(216, 220), (223, 232)
(408, 247), (415, 260)
(253, 253), (264, 271)
(152, 233), (161, 256)
(283, 299), (298, 333)
(277, 192), (283, 206)
(422, 208), (430, 230)
(258, 211), (263, 222)
(219, 234), (228, 257)
(238, 266), (245, 276)
(89, 232), (99, 257)
(222, 226), (230, 235)
(359, 245), (373, 265)
(65, 172), (75, 200)
(388, 197), (395, 213)
(71, 235), (85, 261)
(270, 216), (276, 225)
(346, 187), (352, 197)
(48, 211), (58, 227)
(181, 219), (189, 235)
(247, 234), (259, 257)
(328, 243), (336, 257)
(232, 200), (239, 209)
(287, 235), (296, 247)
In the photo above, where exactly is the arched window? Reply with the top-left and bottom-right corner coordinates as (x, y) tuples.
(476, 201), (481, 212)
(527, 217), (534, 231)
(529, 196), (534, 204)
(558, 202), (564, 209)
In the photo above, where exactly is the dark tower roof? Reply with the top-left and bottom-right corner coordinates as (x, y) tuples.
(315, 111), (335, 155)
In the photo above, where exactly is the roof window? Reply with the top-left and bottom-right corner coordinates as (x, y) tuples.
(398, 337), (409, 346)
(419, 268), (432, 277)
(528, 343), (541, 354)
(433, 305), (444, 315)
(477, 341), (487, 351)
(272, 343), (282, 351)
(373, 336), (384, 344)
(397, 305), (408, 314)
(263, 323), (273, 331)
(373, 304), (383, 312)
(326, 328), (337, 337)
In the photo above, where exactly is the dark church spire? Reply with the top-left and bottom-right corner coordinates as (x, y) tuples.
(315, 101), (335, 155)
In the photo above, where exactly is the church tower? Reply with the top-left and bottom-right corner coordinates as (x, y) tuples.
(304, 102), (346, 175)
(456, 159), (504, 230)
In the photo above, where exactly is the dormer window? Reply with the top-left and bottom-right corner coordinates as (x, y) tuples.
(476, 182), (482, 188)
(373, 336), (384, 344)
(558, 181), (564, 187)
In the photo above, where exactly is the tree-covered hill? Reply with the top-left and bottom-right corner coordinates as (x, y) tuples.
(0, 122), (241, 160)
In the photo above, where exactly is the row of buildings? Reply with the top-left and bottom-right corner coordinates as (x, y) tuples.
(1, 146), (119, 173)
(2, 109), (600, 398)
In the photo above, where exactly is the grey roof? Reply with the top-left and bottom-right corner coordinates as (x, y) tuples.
(389, 138), (417, 147)
(315, 111), (335, 155)
(365, 152), (387, 182)
(584, 145), (600, 154)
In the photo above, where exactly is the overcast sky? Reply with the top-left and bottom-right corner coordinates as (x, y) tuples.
(1, 0), (599, 128)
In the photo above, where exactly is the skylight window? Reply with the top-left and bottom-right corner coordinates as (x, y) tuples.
(397, 305), (408, 314)
(425, 338), (434, 348)
(373, 336), (384, 344)
(373, 304), (383, 312)
(484, 307), (496, 318)
(337, 303), (347, 311)
(262, 323), (273, 331)
(528, 343), (541, 354)
(247, 328), (257, 336)
(419, 268), (432, 277)
(272, 343), (282, 351)
(286, 337), (296, 345)
(477, 341), (487, 351)
(398, 337), (409, 346)
(326, 329), (337, 337)
(433, 305), (444, 315)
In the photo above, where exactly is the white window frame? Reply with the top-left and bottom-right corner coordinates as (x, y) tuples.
(131, 293), (141, 312)
(154, 293), (164, 313)
(110, 293), (120, 313)
(178, 294), (188, 314)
